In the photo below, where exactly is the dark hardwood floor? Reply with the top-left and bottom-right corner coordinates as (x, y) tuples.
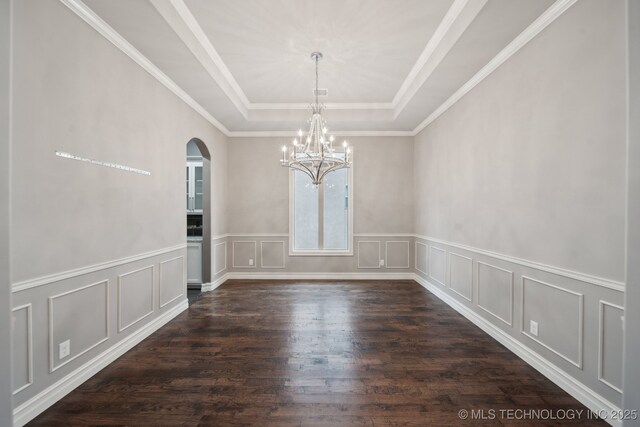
(29, 280), (605, 426)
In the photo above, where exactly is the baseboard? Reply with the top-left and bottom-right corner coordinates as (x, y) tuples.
(413, 275), (621, 427)
(200, 272), (414, 290)
(224, 272), (415, 281)
(201, 273), (230, 292)
(12, 299), (189, 427)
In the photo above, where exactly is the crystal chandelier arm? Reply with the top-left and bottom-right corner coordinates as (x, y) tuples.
(318, 163), (345, 183)
(290, 161), (316, 180)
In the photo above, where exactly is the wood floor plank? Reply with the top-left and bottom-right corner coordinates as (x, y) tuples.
(28, 280), (606, 426)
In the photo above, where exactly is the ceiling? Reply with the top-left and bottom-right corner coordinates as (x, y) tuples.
(73, 0), (566, 136)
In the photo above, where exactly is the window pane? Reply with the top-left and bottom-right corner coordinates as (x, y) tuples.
(323, 168), (348, 250)
(194, 166), (203, 210)
(294, 171), (319, 250)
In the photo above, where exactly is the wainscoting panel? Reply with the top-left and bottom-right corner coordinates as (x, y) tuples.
(213, 241), (227, 275)
(232, 241), (257, 268)
(117, 266), (154, 333)
(385, 241), (410, 269)
(186, 243), (202, 285)
(429, 246), (446, 286)
(477, 261), (513, 327)
(261, 241), (286, 269)
(48, 280), (109, 372)
(159, 256), (185, 308)
(521, 276), (583, 368)
(402, 235), (626, 413)
(10, 245), (188, 426)
(599, 301), (624, 393)
(12, 304), (33, 395)
(357, 241), (381, 269)
(449, 252), (473, 302)
(415, 242), (428, 275)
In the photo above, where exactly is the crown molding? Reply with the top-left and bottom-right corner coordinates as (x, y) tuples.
(62, 0), (577, 137)
(59, 0), (232, 137)
(248, 102), (394, 111)
(151, 0), (250, 119)
(411, 0), (579, 136)
(228, 130), (415, 138)
(149, 0), (489, 119)
(392, 0), (487, 119)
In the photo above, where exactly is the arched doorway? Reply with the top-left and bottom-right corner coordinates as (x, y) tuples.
(186, 138), (211, 291)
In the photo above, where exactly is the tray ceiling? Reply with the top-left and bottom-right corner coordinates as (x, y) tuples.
(75, 0), (567, 135)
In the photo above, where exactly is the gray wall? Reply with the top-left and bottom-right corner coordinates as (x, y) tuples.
(413, 0), (626, 409)
(11, 0), (227, 284)
(623, 0), (640, 423)
(228, 136), (414, 235)
(1, 0), (13, 425)
(222, 136), (414, 277)
(10, 0), (227, 424)
(413, 0), (626, 283)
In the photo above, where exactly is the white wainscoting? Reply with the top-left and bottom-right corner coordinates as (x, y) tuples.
(11, 244), (188, 426)
(213, 241), (227, 275)
(414, 274), (622, 427)
(415, 241), (428, 275)
(117, 265), (154, 333)
(385, 241), (410, 269)
(232, 241), (257, 268)
(449, 252), (473, 302)
(413, 235), (624, 426)
(10, 233), (624, 427)
(598, 301), (624, 393)
(357, 241), (381, 269)
(159, 256), (185, 308)
(260, 241), (286, 269)
(48, 280), (110, 373)
(11, 304), (33, 395)
(13, 301), (188, 427)
(521, 276), (584, 369)
(476, 261), (514, 327)
(220, 235), (414, 274)
(428, 245), (446, 286)
(12, 243), (187, 292)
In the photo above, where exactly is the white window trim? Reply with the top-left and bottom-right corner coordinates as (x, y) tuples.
(288, 165), (354, 257)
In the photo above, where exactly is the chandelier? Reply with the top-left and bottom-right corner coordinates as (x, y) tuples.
(280, 52), (352, 185)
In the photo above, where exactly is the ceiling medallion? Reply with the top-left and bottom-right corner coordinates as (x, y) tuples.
(280, 52), (352, 186)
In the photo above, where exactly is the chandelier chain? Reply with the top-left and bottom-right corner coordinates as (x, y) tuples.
(315, 53), (319, 106)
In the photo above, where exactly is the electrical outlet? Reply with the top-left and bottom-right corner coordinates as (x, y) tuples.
(380, 259), (385, 267)
(249, 259), (254, 266)
(530, 320), (539, 337)
(59, 340), (70, 359)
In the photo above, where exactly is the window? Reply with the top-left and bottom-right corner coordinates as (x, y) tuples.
(290, 167), (353, 255)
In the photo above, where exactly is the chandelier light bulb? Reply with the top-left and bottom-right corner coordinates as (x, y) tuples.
(343, 140), (348, 147)
(293, 138), (298, 146)
(329, 135), (335, 142)
(298, 129), (303, 137)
